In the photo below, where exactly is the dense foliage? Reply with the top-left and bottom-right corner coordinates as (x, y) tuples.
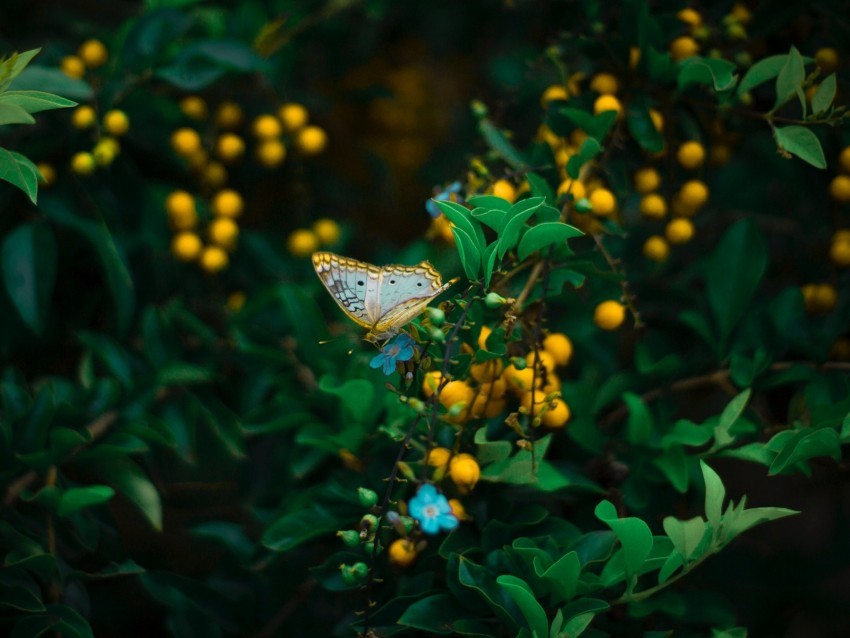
(1, 1), (849, 636)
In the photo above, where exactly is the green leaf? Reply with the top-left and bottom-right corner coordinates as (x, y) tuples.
(498, 198), (545, 259)
(0, 568), (45, 612)
(705, 218), (767, 345)
(526, 172), (554, 204)
(157, 40), (270, 90)
(537, 551), (580, 604)
(0, 90), (76, 114)
(471, 207), (507, 233)
(397, 593), (482, 634)
(483, 241), (500, 289)
(10, 66), (93, 101)
(626, 97), (664, 153)
(436, 199), (480, 245)
(678, 57), (737, 92)
(517, 222), (583, 261)
(566, 137), (602, 180)
(811, 73), (836, 114)
(714, 389), (751, 449)
(155, 363), (214, 386)
(89, 457), (162, 531)
(262, 505), (341, 552)
(496, 575), (549, 637)
(2, 222), (57, 334)
(773, 125), (826, 169)
(768, 428), (841, 475)
(477, 113), (531, 170)
(0, 49), (41, 92)
(726, 506), (798, 539)
(737, 54), (788, 96)
(318, 376), (375, 423)
(552, 106), (616, 140)
(623, 392), (652, 444)
(467, 194), (511, 212)
(662, 516), (708, 562)
(57, 486), (115, 517)
(701, 461), (726, 531)
(452, 226), (482, 280)
(594, 500), (653, 578)
(775, 46), (805, 108)
(0, 148), (40, 203)
(0, 103), (35, 125)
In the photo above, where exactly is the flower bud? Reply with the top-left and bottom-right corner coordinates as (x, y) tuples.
(408, 397), (426, 414)
(358, 487), (378, 508)
(485, 292), (507, 309)
(337, 530), (360, 547)
(430, 327), (446, 343)
(427, 307), (445, 326)
(360, 514), (379, 535)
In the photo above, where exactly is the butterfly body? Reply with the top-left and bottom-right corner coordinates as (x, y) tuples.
(312, 251), (457, 342)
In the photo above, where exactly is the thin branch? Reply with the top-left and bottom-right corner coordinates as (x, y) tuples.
(592, 232), (642, 328)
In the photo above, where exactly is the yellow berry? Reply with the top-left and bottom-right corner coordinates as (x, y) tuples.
(839, 147), (850, 174)
(676, 8), (702, 28)
(830, 238), (850, 267)
(171, 232), (202, 262)
(252, 114), (282, 139)
(171, 128), (202, 157)
(70, 151), (96, 175)
(629, 46), (641, 69)
(71, 105), (97, 129)
(570, 129), (588, 147)
(479, 378), (508, 400)
(679, 180), (709, 210)
(216, 133), (245, 162)
(179, 96), (207, 120)
(470, 360), (504, 383)
(519, 392), (549, 417)
(671, 195), (699, 218)
(666, 218), (695, 244)
(593, 94), (622, 117)
(643, 235), (670, 261)
(815, 47), (839, 73)
(803, 283), (837, 314)
(541, 399), (570, 428)
(312, 218), (340, 245)
(449, 454), (480, 490)
(633, 167), (660, 194)
(730, 3), (752, 24)
(426, 446), (451, 469)
(677, 141), (705, 169)
(639, 193), (667, 219)
(438, 380), (474, 410)
(589, 188), (616, 216)
(503, 365), (535, 394)
(92, 139), (117, 166)
(557, 178), (586, 200)
(215, 102), (243, 129)
(670, 36), (700, 62)
(540, 84), (569, 108)
(78, 39), (108, 68)
(60, 55), (85, 79)
(165, 190), (198, 230)
(829, 175), (850, 203)
(649, 108), (664, 132)
(422, 371), (444, 398)
(278, 103), (309, 131)
(295, 125), (327, 155)
(200, 246), (228, 273)
(477, 325), (492, 350)
(543, 333), (572, 367)
(37, 163), (56, 186)
(102, 110), (129, 136)
(554, 146), (574, 168)
(589, 73), (619, 95)
(208, 217), (239, 250)
(256, 139), (287, 167)
(286, 228), (319, 258)
(388, 538), (417, 567)
(448, 498), (467, 520)
(525, 350), (556, 375)
(211, 190), (244, 218)
(594, 300), (626, 330)
(203, 162), (228, 189)
(491, 179), (516, 203)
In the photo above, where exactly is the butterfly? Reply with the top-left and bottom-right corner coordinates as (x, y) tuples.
(312, 251), (458, 343)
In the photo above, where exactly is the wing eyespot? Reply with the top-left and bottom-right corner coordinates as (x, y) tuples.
(357, 280), (364, 286)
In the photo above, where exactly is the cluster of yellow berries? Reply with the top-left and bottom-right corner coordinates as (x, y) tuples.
(167, 188), (243, 273)
(421, 328), (574, 430)
(801, 282), (837, 315)
(60, 38), (108, 80)
(669, 4), (754, 62)
(828, 146), (850, 204)
(286, 218), (342, 258)
(67, 106), (129, 176)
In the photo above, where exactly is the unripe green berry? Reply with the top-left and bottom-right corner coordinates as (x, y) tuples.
(427, 307), (445, 325)
(485, 292), (507, 309)
(358, 487), (378, 508)
(351, 562), (368, 579)
(574, 197), (593, 213)
(408, 397), (426, 413)
(360, 514), (379, 531)
(337, 530), (360, 547)
(364, 541), (376, 554)
(430, 327), (446, 343)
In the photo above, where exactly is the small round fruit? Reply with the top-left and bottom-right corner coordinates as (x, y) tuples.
(557, 178), (586, 200)
(519, 392), (549, 417)
(92, 139), (117, 166)
(589, 188), (616, 216)
(165, 190), (198, 230)
(200, 246), (229, 273)
(670, 36), (699, 61)
(312, 218), (341, 245)
(633, 167), (660, 194)
(171, 232), (202, 262)
(171, 127), (202, 157)
(278, 102), (309, 130)
(103, 110), (129, 136)
(216, 133), (245, 162)
(203, 162), (228, 188)
(679, 180), (709, 209)
(590, 73), (618, 95)
(388, 538), (417, 567)
(211, 189), (243, 218)
(643, 235), (670, 262)
(676, 8), (702, 28)
(640, 193), (667, 219)
(666, 218), (695, 244)
(252, 114), (282, 139)
(830, 238), (850, 267)
(287, 228), (319, 258)
(540, 84), (569, 108)
(256, 139), (286, 167)
(295, 125), (327, 155)
(649, 109), (664, 132)
(541, 399), (570, 428)
(426, 446), (451, 469)
(438, 380), (474, 410)
(179, 96), (207, 120)
(543, 333), (572, 367)
(215, 102), (243, 129)
(829, 175), (850, 203)
(525, 350), (556, 375)
(677, 141), (705, 169)
(503, 365), (535, 393)
(593, 94), (622, 116)
(208, 217), (239, 250)
(71, 105), (97, 129)
(839, 146), (850, 174)
(60, 55), (85, 79)
(449, 454), (481, 490)
(492, 179), (516, 203)
(469, 359), (504, 383)
(78, 39), (108, 68)
(815, 47), (839, 73)
(37, 163), (56, 186)
(594, 300), (626, 330)
(421, 371), (443, 398)
(70, 151), (96, 175)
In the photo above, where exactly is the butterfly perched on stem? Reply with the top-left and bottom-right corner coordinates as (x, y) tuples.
(312, 251), (458, 343)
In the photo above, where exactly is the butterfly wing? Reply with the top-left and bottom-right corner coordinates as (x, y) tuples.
(371, 260), (454, 336)
(312, 252), (381, 329)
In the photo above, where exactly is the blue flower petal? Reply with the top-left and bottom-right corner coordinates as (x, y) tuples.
(382, 356), (396, 375)
(416, 483), (438, 503)
(437, 513), (459, 531)
(408, 500), (425, 520)
(369, 353), (386, 369)
(420, 516), (440, 535)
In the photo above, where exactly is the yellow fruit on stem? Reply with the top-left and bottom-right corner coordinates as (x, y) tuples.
(540, 84), (569, 108)
(253, 114), (282, 139)
(61, 55), (85, 79)
(589, 188), (616, 216)
(670, 36), (699, 61)
(71, 105), (97, 129)
(165, 190), (198, 230)
(640, 193), (667, 219)
(216, 133), (245, 162)
(208, 217), (239, 250)
(180, 96), (207, 120)
(633, 167), (660, 194)
(70, 152), (96, 175)
(830, 238), (850, 267)
(425, 446), (451, 468)
(679, 180), (709, 209)
(594, 300), (626, 330)
(666, 218), (695, 244)
(295, 125), (327, 155)
(388, 539), (417, 567)
(256, 139), (287, 167)
(449, 454), (480, 490)
(541, 399), (570, 427)
(815, 47), (839, 73)
(543, 333), (572, 367)
(491, 179), (516, 203)
(829, 175), (850, 203)
(103, 110), (129, 136)
(643, 235), (670, 262)
(200, 246), (229, 273)
(438, 380), (474, 410)
(278, 103), (309, 131)
(212, 190), (244, 218)
(677, 141), (705, 169)
(525, 350), (556, 375)
(590, 73), (618, 95)
(171, 232), (202, 262)
(593, 94), (622, 116)
(422, 371), (444, 397)
(839, 146), (850, 174)
(171, 128), (202, 157)
(287, 229), (319, 258)
(78, 39), (108, 68)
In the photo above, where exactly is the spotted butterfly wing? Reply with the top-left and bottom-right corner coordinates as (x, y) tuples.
(312, 252), (456, 340)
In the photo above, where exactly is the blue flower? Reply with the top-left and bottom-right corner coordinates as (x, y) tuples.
(426, 181), (464, 218)
(408, 483), (458, 535)
(369, 333), (415, 375)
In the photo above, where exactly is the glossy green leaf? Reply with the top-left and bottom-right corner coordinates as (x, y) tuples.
(768, 428), (841, 475)
(57, 486), (115, 517)
(89, 457), (162, 531)
(726, 506), (798, 539)
(773, 125), (826, 169)
(262, 506), (341, 552)
(452, 225), (482, 280)
(701, 461), (725, 531)
(0, 148), (40, 203)
(0, 103), (35, 124)
(0, 49), (41, 92)
(2, 222), (56, 333)
(775, 46), (805, 108)
(594, 500), (653, 577)
(713, 389), (750, 449)
(498, 198), (545, 258)
(517, 222), (583, 261)
(318, 376), (374, 423)
(467, 194), (511, 211)
(436, 199), (480, 244)
(811, 73), (836, 114)
(623, 392), (652, 444)
(678, 57), (737, 92)
(626, 97), (663, 153)
(663, 516), (708, 562)
(496, 575), (548, 636)
(0, 90), (76, 113)
(9, 66), (92, 100)
(566, 137), (602, 179)
(737, 54), (787, 96)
